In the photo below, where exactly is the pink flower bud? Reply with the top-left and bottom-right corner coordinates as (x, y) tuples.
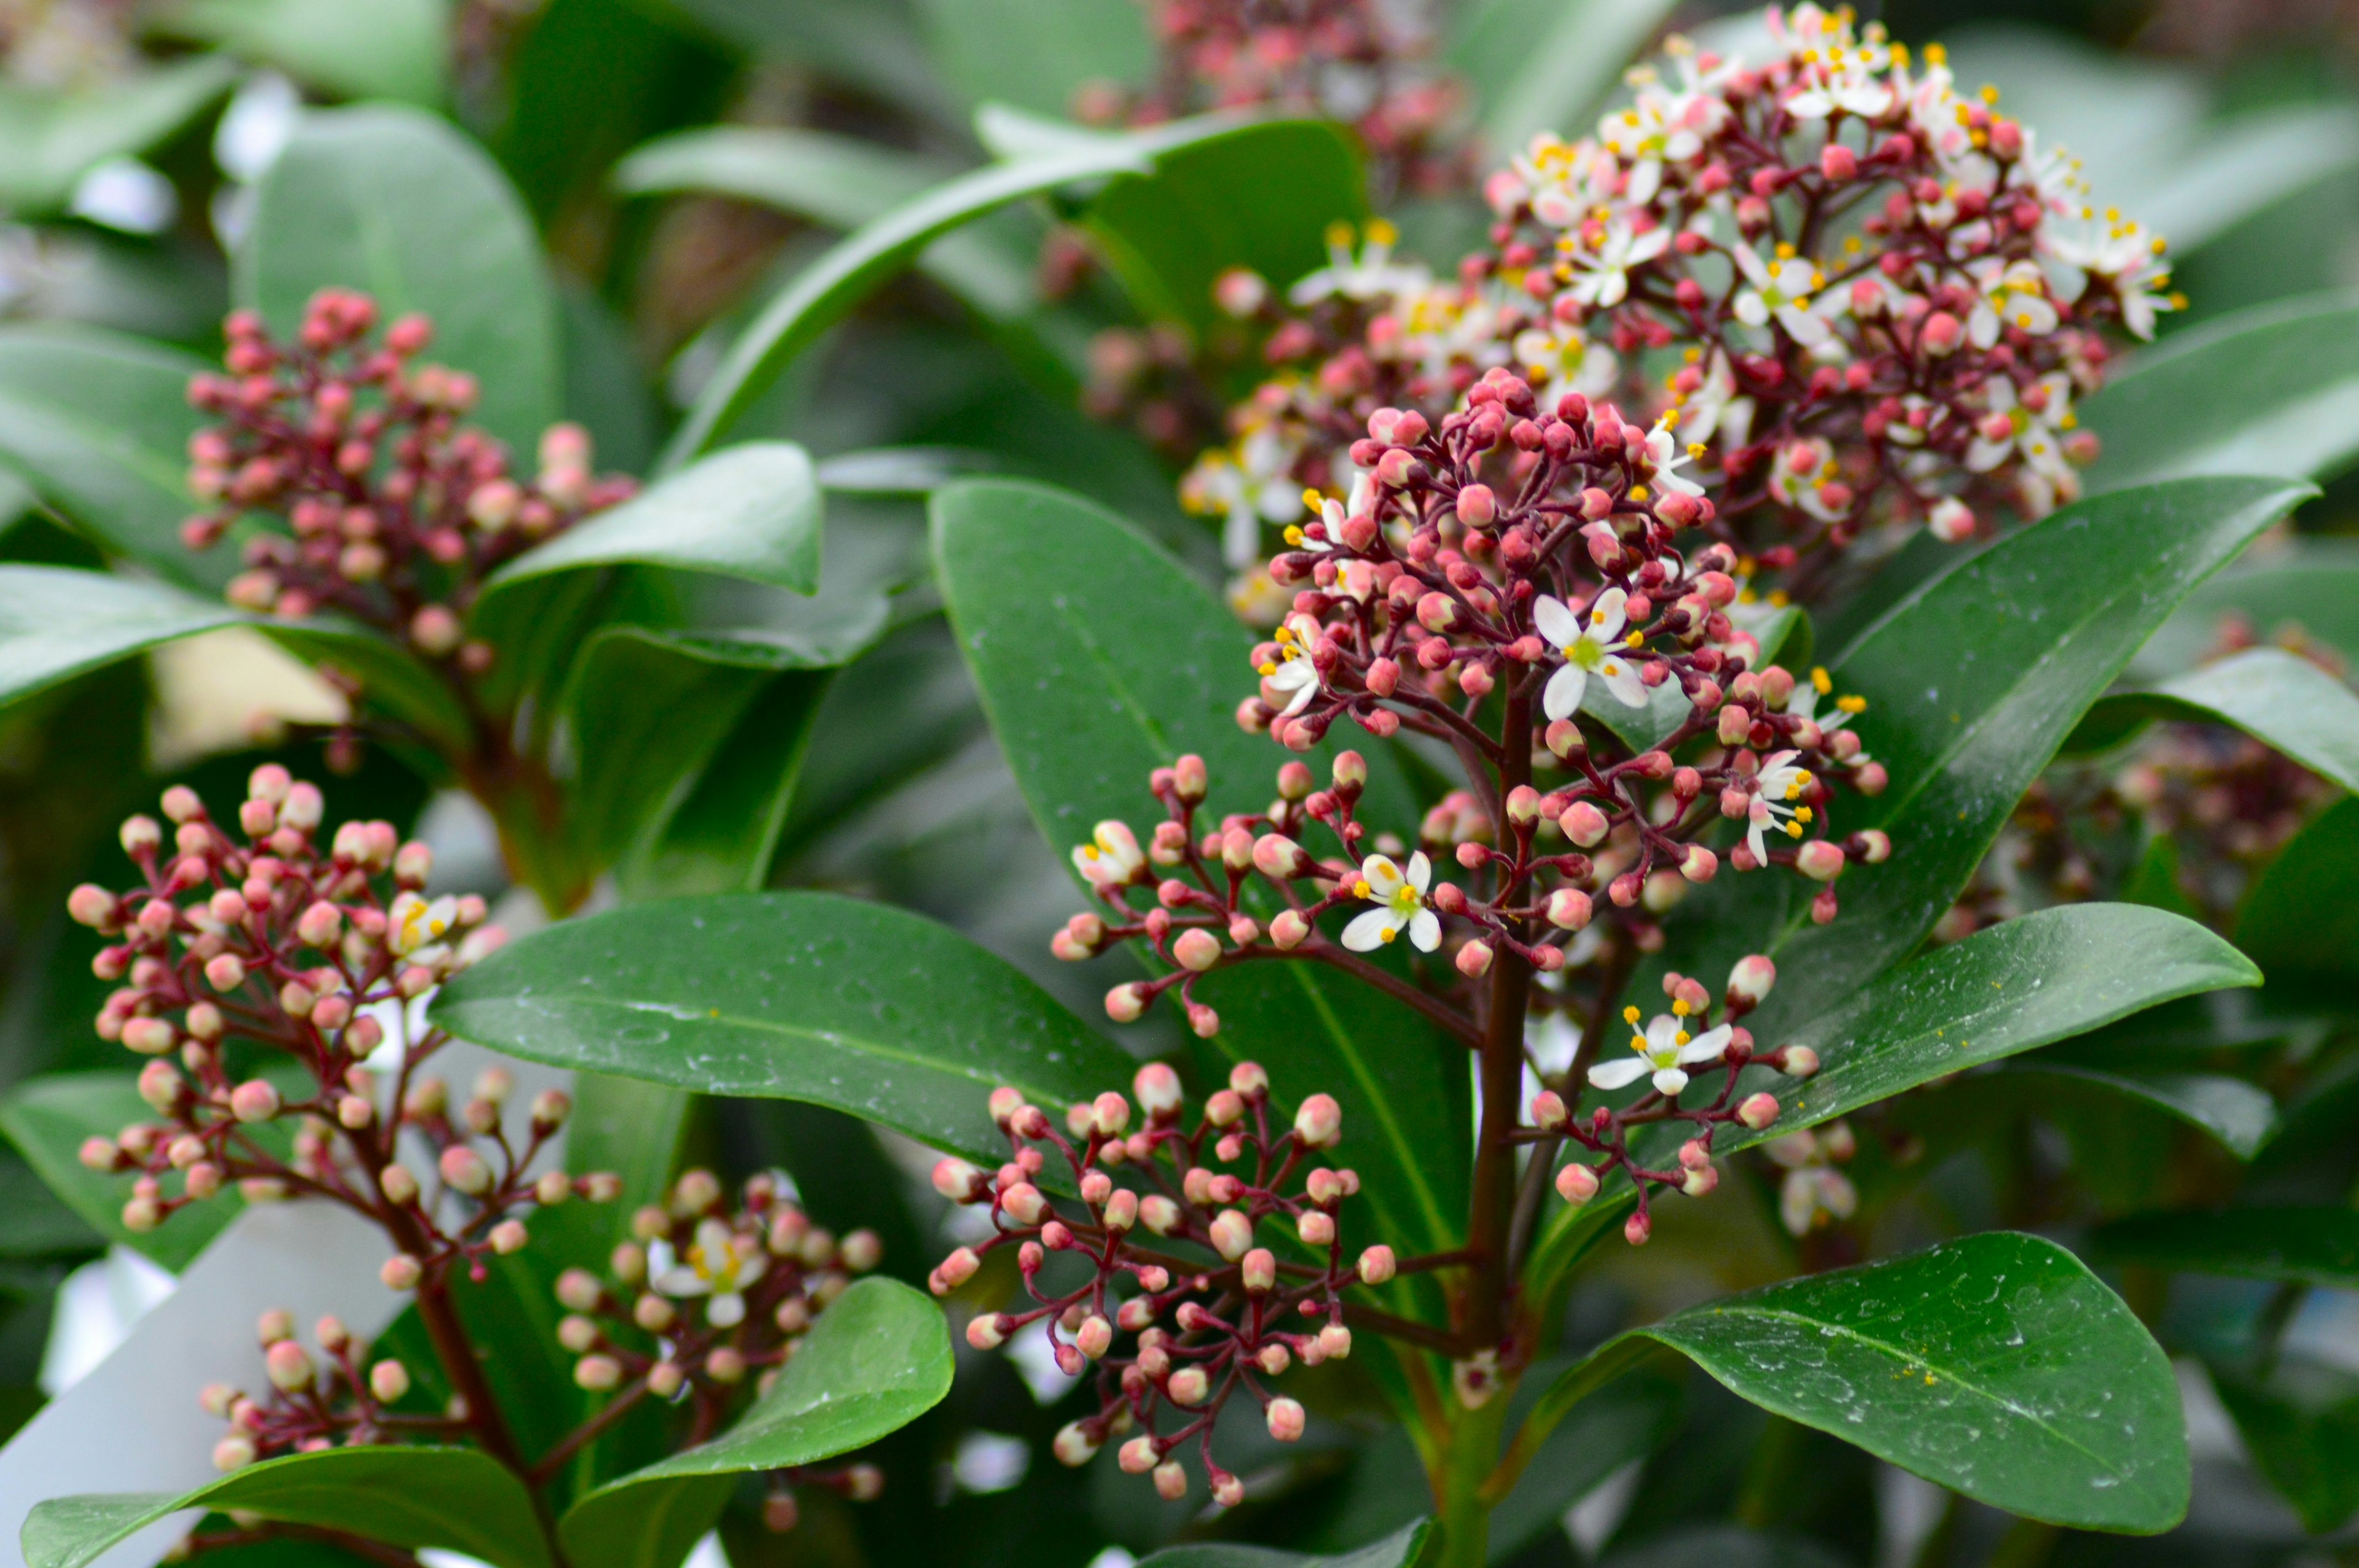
(369, 1360), (411, 1403)
(931, 1247), (981, 1294)
(1796, 841), (1847, 881)
(1173, 928), (1222, 971)
(379, 1163), (420, 1206)
(1239, 1247), (1278, 1293)
(490, 1219), (528, 1254)
(1268, 908), (1310, 949)
(1856, 829), (1891, 863)
(1133, 1063), (1183, 1120)
(1317, 1322), (1353, 1360)
(1532, 1091), (1567, 1131)
(1562, 800), (1609, 847)
(1252, 833), (1305, 880)
(1140, 1195), (1181, 1234)
(1167, 1367), (1210, 1406)
(1920, 311), (1962, 355)
(213, 1437), (257, 1472)
(1929, 497), (1974, 543)
(1624, 1210), (1653, 1246)
(230, 1078), (280, 1122)
(138, 1059), (184, 1113)
(574, 1354), (623, 1392)
(381, 1254), (422, 1290)
(1682, 845), (1718, 883)
(1186, 1002), (1220, 1037)
(1267, 1397), (1307, 1442)
(439, 1145), (491, 1195)
(1076, 1314), (1114, 1359)
(1455, 940), (1494, 978)
(1293, 1093), (1342, 1148)
(1739, 1093), (1781, 1130)
(1103, 1189), (1138, 1231)
(1456, 484), (1496, 527)
(1105, 983), (1146, 1023)
(1154, 1461), (1188, 1499)
(1000, 1182), (1047, 1225)
(1777, 1045), (1820, 1078)
(1120, 1436), (1159, 1473)
(1556, 1163), (1599, 1205)
(1358, 1244), (1397, 1284)
(78, 1136), (119, 1171)
(932, 1156), (983, 1201)
(265, 1340), (315, 1392)
(1209, 1209), (1253, 1260)
(1052, 1421), (1100, 1467)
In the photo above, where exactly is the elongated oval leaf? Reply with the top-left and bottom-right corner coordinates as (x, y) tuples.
(2094, 1207), (2359, 1285)
(429, 891), (1132, 1164)
(239, 104), (557, 461)
(558, 1276), (951, 1568)
(930, 477), (1470, 1257)
(2005, 1064), (2277, 1159)
(485, 442), (823, 601)
(2134, 536), (2359, 677)
(22, 1445), (550, 1568)
(2203, 1355), (2359, 1535)
(0, 567), (237, 708)
(2083, 293), (2359, 494)
(614, 127), (952, 225)
(2236, 795), (2359, 980)
(2068, 647), (2359, 792)
(1136, 1519), (1432, 1568)
(1524, 1233), (2188, 1533)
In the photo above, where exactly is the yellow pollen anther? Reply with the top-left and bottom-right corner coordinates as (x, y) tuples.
(1624, 631), (1643, 647)
(1837, 695), (1866, 713)
(1688, 442), (1706, 459)
(1810, 666), (1832, 694)
(1324, 219), (1353, 248)
(1258, 661), (1278, 677)
(1366, 217), (1397, 246)
(1774, 242), (1796, 260)
(1674, 1031), (1690, 1046)
(1796, 806), (1815, 823)
(1672, 999), (1691, 1016)
(1353, 880), (1371, 898)
(1623, 1005), (1641, 1024)
(1785, 821), (1804, 838)
(1683, 346), (1701, 363)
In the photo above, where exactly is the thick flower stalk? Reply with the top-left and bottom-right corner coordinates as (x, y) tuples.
(933, 1064), (1392, 1507)
(1186, 5), (2175, 601)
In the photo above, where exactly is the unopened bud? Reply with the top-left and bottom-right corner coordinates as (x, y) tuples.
(1555, 1162), (1599, 1206)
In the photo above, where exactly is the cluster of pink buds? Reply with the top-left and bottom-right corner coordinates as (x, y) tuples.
(554, 1168), (882, 1414)
(200, 1310), (426, 1470)
(182, 289), (635, 669)
(933, 1064), (1391, 1507)
(1184, 6), (2175, 603)
(1537, 954), (1821, 1248)
(68, 766), (617, 1282)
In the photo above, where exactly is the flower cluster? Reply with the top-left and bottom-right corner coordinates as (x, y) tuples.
(199, 1310), (428, 1470)
(66, 767), (614, 1299)
(933, 1064), (1371, 1507)
(1186, 5), (2177, 603)
(552, 1168), (882, 1410)
(182, 288), (635, 671)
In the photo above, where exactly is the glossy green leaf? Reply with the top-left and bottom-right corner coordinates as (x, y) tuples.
(0, 57), (237, 214)
(2237, 795), (2359, 980)
(644, 0), (954, 122)
(1136, 1519), (1432, 1568)
(0, 327), (219, 587)
(2067, 648), (2359, 789)
(558, 1277), (952, 1568)
(615, 126), (951, 225)
(623, 668), (834, 899)
(429, 891), (1134, 1165)
(2005, 1064), (2276, 1158)
(1450, 0), (1680, 158)
(239, 104), (558, 461)
(488, 443), (822, 601)
(930, 477), (1470, 1256)
(1519, 1233), (2187, 1533)
(151, 0), (448, 104)
(2084, 294), (2359, 494)
(2093, 1207), (2359, 1285)
(2204, 1357), (2359, 1534)
(0, 1071), (256, 1270)
(1082, 119), (1364, 337)
(1687, 476), (2308, 1046)
(0, 567), (236, 709)
(22, 1445), (550, 1568)
(2134, 536), (2359, 682)
(1727, 903), (2259, 1153)
(915, 0), (1149, 118)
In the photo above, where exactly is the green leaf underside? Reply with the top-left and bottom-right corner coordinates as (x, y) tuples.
(558, 1277), (952, 1568)
(2094, 1207), (2359, 1285)
(1134, 1519), (1433, 1568)
(428, 891), (1133, 1166)
(2004, 1064), (2276, 1158)
(929, 478), (1469, 1256)
(2070, 647), (2359, 791)
(1527, 1233), (2188, 1533)
(2083, 292), (2359, 493)
(22, 1446), (550, 1568)
(238, 103), (559, 462)
(485, 442), (824, 601)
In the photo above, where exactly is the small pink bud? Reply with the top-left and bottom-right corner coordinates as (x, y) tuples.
(1739, 1093), (1781, 1130)
(1140, 1195), (1181, 1234)
(265, 1340), (315, 1392)
(1682, 845), (1718, 883)
(1556, 1162), (1599, 1205)
(1270, 908), (1310, 948)
(1241, 1247), (1277, 1292)
(1358, 1244), (1396, 1284)
(370, 1360), (410, 1402)
(490, 1219), (528, 1254)
(1455, 484), (1496, 527)
(1167, 1367), (1210, 1406)
(381, 1254), (423, 1290)
(1173, 928), (1222, 971)
(1000, 1182), (1047, 1225)
(1318, 1322), (1352, 1360)
(931, 1247), (980, 1293)
(1209, 1209), (1253, 1260)
(1624, 1211), (1653, 1246)
(1052, 1421), (1100, 1467)
(1293, 1093), (1342, 1148)
(1532, 1091), (1567, 1131)
(932, 1156), (982, 1201)
(1796, 841), (1847, 880)
(1133, 1062), (1183, 1120)
(1777, 1045), (1820, 1078)
(1119, 1436), (1159, 1473)
(574, 1354), (623, 1391)
(1105, 983), (1146, 1023)
(439, 1145), (491, 1195)
(230, 1078), (280, 1122)
(966, 1314), (1007, 1351)
(1562, 801), (1609, 846)
(1154, 1461), (1188, 1499)
(1267, 1397), (1307, 1442)
(213, 1437), (257, 1472)
(1455, 940), (1494, 978)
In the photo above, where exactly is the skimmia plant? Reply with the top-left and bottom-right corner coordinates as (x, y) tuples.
(3, 5), (2359, 1568)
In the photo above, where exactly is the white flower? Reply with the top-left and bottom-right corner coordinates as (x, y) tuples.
(1258, 612), (1325, 718)
(1183, 426), (1305, 569)
(2045, 217), (2177, 340)
(1072, 820), (1143, 889)
(1780, 1166), (1858, 1235)
(1289, 218), (1428, 307)
(1745, 749), (1815, 864)
(1640, 417), (1705, 496)
(1510, 321), (1618, 396)
(1286, 475), (1372, 555)
(389, 892), (457, 958)
(1535, 588), (1647, 720)
(1965, 373), (2079, 516)
(1587, 1011), (1732, 1097)
(1342, 852), (1440, 952)
(1678, 349), (1754, 451)
(1787, 668), (1870, 756)
(1564, 220), (1669, 309)
(1965, 258), (2058, 348)
(1731, 243), (1832, 346)
(652, 1218), (767, 1328)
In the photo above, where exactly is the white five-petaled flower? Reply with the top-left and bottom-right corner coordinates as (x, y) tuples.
(388, 891), (457, 958)
(1965, 258), (2058, 348)
(1965, 372), (2079, 516)
(1788, 666), (1870, 758)
(1587, 1010), (1733, 1098)
(1678, 349), (1755, 451)
(1783, 44), (1896, 121)
(1258, 612), (1326, 718)
(1342, 852), (1440, 953)
(1640, 417), (1705, 496)
(1565, 220), (1670, 309)
(1534, 588), (1646, 720)
(1745, 749), (1815, 864)
(1511, 321), (1616, 397)
(652, 1218), (768, 1327)
(1183, 426), (1303, 569)
(1073, 820), (1144, 889)
(1731, 243), (1832, 347)
(1289, 218), (1430, 307)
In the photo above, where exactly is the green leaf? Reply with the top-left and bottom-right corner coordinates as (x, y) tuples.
(429, 891), (1135, 1166)
(2083, 294), (2359, 494)
(1689, 476), (2309, 1045)
(485, 442), (824, 602)
(2134, 536), (2359, 679)
(2067, 647), (2359, 790)
(641, 0), (954, 123)
(559, 1277), (950, 1568)
(239, 104), (558, 462)
(0, 327), (219, 587)
(149, 0), (448, 105)
(1727, 903), (2260, 1153)
(0, 57), (237, 214)
(0, 567), (237, 709)
(622, 668), (834, 900)
(1450, 0), (1680, 160)
(914, 0), (1149, 119)
(2236, 795), (2359, 980)
(1135, 1519), (1433, 1568)
(614, 127), (952, 226)
(0, 1071), (249, 1270)
(22, 1445), (550, 1568)
(929, 477), (1470, 1257)
(2003, 1064), (2276, 1159)
(1519, 1233), (2188, 1534)
(2204, 1357), (2359, 1534)
(1081, 118), (1365, 338)
(2092, 1207), (2359, 1285)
